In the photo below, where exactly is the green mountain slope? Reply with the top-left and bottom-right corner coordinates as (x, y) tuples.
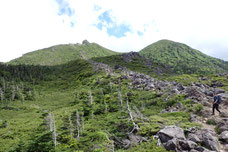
(9, 40), (118, 66)
(1, 40), (228, 151)
(0, 60), (197, 152)
(139, 39), (228, 74)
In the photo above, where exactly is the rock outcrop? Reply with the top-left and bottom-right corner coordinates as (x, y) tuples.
(157, 126), (219, 152)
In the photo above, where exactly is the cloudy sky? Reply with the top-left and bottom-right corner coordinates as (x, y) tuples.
(0, 0), (228, 62)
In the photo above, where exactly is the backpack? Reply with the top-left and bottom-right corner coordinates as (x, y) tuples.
(217, 95), (223, 104)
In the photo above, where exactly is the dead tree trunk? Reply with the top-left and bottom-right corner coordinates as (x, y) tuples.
(76, 110), (80, 139)
(133, 105), (150, 122)
(118, 90), (123, 108)
(81, 114), (84, 132)
(68, 115), (73, 138)
(48, 112), (57, 147)
(126, 95), (139, 134)
(101, 88), (108, 112)
(48, 112), (53, 132)
(89, 90), (94, 119)
(105, 134), (115, 152)
(52, 114), (57, 147)
(1, 78), (5, 92)
(0, 88), (4, 101)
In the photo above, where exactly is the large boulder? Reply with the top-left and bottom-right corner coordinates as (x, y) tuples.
(214, 88), (225, 94)
(157, 126), (186, 143)
(193, 129), (219, 151)
(163, 138), (178, 151)
(202, 131), (219, 151)
(187, 133), (201, 143)
(219, 131), (228, 143)
(184, 87), (206, 101)
(210, 81), (223, 87)
(179, 140), (197, 151)
(157, 126), (217, 152)
(163, 138), (198, 152)
(217, 118), (228, 134)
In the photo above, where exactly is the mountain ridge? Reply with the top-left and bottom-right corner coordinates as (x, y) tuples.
(7, 39), (228, 75)
(9, 40), (118, 66)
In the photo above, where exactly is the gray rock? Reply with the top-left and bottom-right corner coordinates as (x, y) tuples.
(179, 140), (197, 150)
(191, 129), (219, 151)
(122, 134), (146, 148)
(202, 130), (220, 151)
(204, 90), (213, 97)
(190, 149), (199, 152)
(220, 111), (228, 118)
(157, 126), (186, 143)
(214, 88), (225, 94)
(122, 52), (141, 62)
(217, 119), (228, 134)
(163, 138), (178, 151)
(177, 83), (185, 91)
(202, 100), (211, 107)
(188, 133), (201, 143)
(185, 87), (205, 101)
(219, 131), (228, 143)
(190, 114), (199, 122)
(194, 146), (216, 152)
(210, 81), (223, 87)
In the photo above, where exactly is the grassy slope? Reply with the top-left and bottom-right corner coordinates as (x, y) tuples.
(1, 40), (228, 151)
(9, 42), (118, 66)
(0, 59), (209, 152)
(139, 40), (228, 74)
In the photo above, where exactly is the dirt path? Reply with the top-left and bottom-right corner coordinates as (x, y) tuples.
(200, 105), (227, 152)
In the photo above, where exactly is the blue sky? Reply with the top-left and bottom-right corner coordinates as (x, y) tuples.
(96, 11), (131, 38)
(0, 0), (228, 62)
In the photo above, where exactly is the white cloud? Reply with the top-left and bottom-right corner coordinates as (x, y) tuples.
(0, 0), (228, 62)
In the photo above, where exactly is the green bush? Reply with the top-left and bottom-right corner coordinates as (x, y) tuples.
(206, 119), (217, 125)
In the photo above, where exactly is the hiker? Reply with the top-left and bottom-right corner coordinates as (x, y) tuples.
(212, 92), (222, 115)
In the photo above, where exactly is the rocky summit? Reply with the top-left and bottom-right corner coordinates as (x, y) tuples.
(0, 40), (228, 152)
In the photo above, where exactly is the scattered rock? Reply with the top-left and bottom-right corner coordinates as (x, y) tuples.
(214, 88), (225, 94)
(219, 131), (228, 143)
(122, 133), (147, 148)
(157, 126), (217, 152)
(202, 100), (212, 107)
(184, 87), (205, 101)
(176, 83), (185, 91)
(122, 52), (141, 62)
(163, 138), (178, 151)
(157, 126), (186, 143)
(210, 81), (223, 87)
(187, 133), (201, 143)
(202, 130), (220, 151)
(190, 114), (198, 122)
(217, 118), (228, 134)
(179, 140), (198, 151)
(220, 111), (228, 118)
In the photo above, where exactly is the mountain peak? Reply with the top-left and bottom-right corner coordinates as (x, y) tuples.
(139, 40), (228, 74)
